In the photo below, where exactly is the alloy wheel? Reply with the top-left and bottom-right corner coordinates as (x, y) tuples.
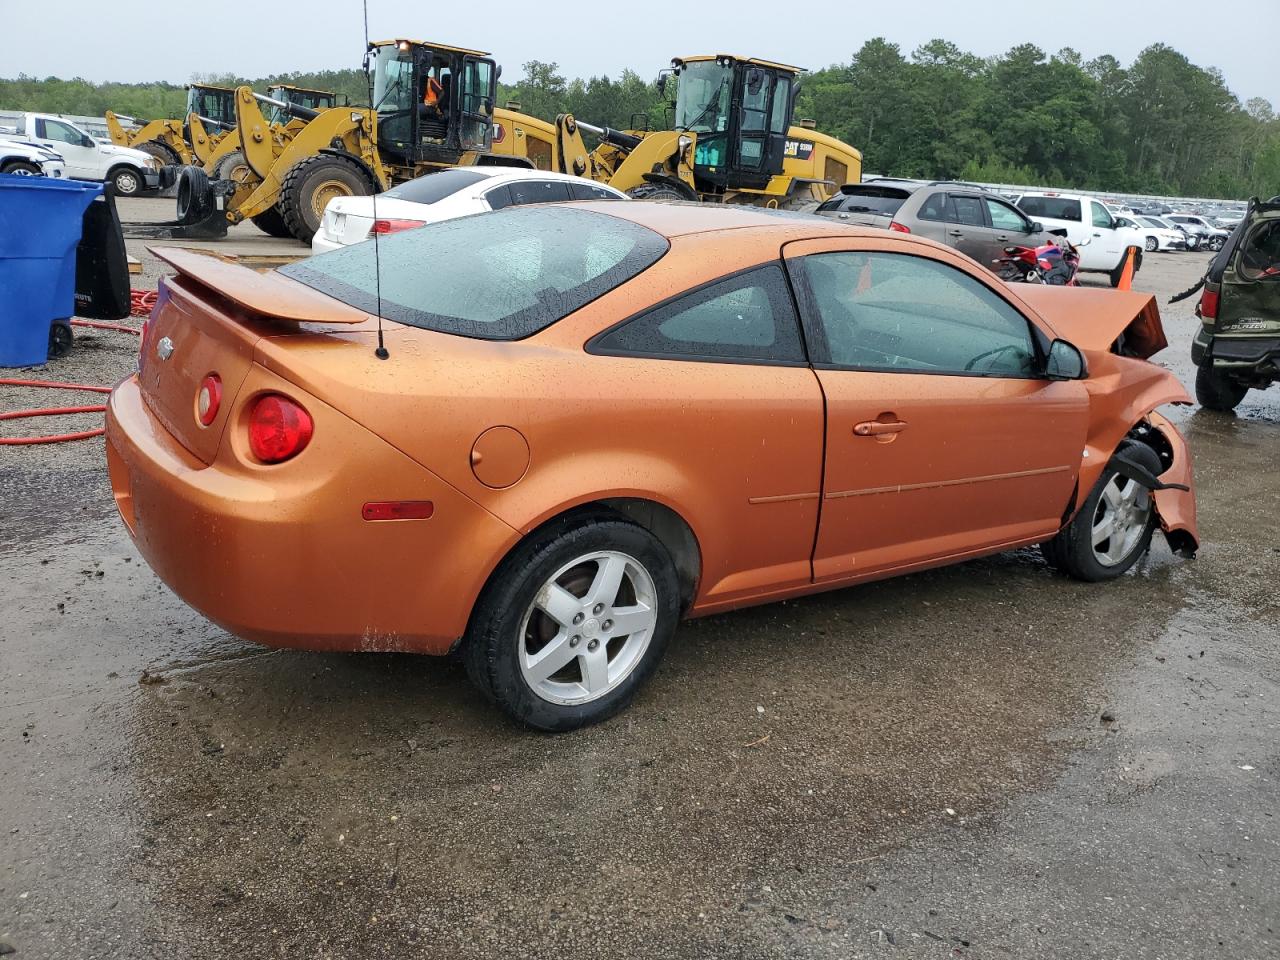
(1090, 474), (1152, 567)
(518, 551), (658, 705)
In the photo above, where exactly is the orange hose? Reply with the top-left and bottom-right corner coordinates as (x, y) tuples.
(0, 379), (113, 445)
(71, 319), (141, 335)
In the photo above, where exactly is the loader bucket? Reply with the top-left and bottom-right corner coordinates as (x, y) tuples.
(118, 166), (233, 240)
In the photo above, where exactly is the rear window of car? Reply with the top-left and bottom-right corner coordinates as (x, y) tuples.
(1017, 196), (1082, 222)
(816, 186), (910, 215)
(382, 168), (490, 204)
(281, 206), (669, 340)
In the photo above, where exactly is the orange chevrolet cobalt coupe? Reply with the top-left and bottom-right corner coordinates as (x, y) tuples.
(106, 203), (1198, 730)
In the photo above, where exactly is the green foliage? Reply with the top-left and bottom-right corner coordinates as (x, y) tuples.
(3, 38), (1276, 199)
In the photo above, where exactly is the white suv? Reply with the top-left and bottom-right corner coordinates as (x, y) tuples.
(1016, 192), (1143, 286)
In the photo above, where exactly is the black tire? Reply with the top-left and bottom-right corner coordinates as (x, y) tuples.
(1144, 236), (1158, 252)
(213, 149), (254, 187)
(250, 205), (294, 238)
(1, 160), (41, 176)
(1195, 361), (1249, 412)
(175, 165), (213, 224)
(627, 182), (692, 202)
(48, 321), (73, 359)
(137, 140), (180, 166)
(1040, 443), (1162, 582)
(110, 165), (144, 197)
(279, 154), (373, 245)
(463, 515), (680, 732)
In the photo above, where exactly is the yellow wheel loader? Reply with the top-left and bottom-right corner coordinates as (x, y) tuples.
(549, 54), (862, 208)
(105, 84), (238, 167)
(123, 40), (543, 243)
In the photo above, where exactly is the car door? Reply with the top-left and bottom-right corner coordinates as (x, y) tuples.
(783, 237), (1089, 582)
(984, 196), (1038, 263)
(1086, 200), (1124, 268)
(34, 117), (97, 179)
(941, 193), (995, 265)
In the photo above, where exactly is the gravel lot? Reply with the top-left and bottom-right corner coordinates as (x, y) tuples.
(1, 210), (1277, 960)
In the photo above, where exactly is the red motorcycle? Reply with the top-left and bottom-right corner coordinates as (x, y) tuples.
(993, 234), (1082, 285)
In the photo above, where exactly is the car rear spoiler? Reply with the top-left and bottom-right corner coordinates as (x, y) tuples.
(150, 247), (370, 324)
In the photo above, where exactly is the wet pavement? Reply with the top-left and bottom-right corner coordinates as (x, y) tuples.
(1, 249), (1277, 958)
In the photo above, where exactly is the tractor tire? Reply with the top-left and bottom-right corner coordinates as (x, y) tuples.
(138, 141), (180, 167)
(0, 160), (41, 176)
(1195, 361), (1249, 412)
(279, 154), (373, 245)
(213, 150), (255, 189)
(251, 205), (294, 239)
(626, 182), (690, 202)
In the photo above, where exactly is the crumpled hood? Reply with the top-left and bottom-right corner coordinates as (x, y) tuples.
(1012, 286), (1168, 359)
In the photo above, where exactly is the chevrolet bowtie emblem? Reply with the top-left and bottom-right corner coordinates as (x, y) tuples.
(157, 336), (174, 360)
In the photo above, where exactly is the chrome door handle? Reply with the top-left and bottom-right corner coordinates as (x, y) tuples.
(854, 420), (908, 437)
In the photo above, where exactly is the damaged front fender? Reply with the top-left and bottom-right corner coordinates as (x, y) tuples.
(1144, 410), (1199, 556)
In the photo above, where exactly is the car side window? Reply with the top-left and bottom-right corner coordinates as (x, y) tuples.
(37, 118), (82, 144)
(592, 264), (806, 364)
(483, 185), (513, 210)
(569, 182), (622, 201)
(800, 251), (1037, 378)
(949, 196), (985, 227)
(1091, 202), (1113, 229)
(917, 191), (951, 221)
(507, 180), (573, 205)
(985, 198), (1027, 232)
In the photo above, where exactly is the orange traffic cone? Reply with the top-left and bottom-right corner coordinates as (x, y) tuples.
(1116, 246), (1137, 291)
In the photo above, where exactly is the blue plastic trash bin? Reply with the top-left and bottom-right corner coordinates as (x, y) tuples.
(0, 174), (103, 367)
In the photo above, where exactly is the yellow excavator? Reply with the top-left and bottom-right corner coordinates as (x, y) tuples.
(105, 83), (238, 167)
(548, 54), (861, 208)
(125, 39), (539, 242)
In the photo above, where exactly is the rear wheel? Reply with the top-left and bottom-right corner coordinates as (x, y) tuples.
(279, 154), (373, 244)
(627, 182), (691, 202)
(0, 160), (41, 176)
(1041, 443), (1161, 582)
(464, 516), (680, 731)
(1195, 361), (1249, 412)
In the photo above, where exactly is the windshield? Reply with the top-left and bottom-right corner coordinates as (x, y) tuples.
(675, 60), (732, 133)
(372, 44), (417, 152)
(281, 206), (669, 340)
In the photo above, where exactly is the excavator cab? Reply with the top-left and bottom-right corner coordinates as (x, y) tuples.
(671, 55), (797, 191)
(369, 40), (497, 168)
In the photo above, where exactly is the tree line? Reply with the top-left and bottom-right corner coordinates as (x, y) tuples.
(3, 38), (1275, 199)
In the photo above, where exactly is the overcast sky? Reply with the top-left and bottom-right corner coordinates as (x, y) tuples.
(2, 0), (1271, 105)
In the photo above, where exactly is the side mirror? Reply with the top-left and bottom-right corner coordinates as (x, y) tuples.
(1045, 339), (1086, 381)
(82, 135), (95, 148)
(1029, 221), (1043, 233)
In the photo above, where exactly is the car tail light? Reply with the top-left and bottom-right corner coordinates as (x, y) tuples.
(371, 218), (426, 236)
(362, 501), (434, 521)
(1198, 288), (1219, 320)
(889, 221), (911, 234)
(196, 374), (221, 426)
(247, 394), (313, 463)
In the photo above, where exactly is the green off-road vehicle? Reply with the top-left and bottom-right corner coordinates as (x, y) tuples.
(1183, 197), (1280, 411)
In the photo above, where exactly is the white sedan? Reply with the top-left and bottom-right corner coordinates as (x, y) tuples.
(1115, 214), (1188, 253)
(312, 167), (629, 253)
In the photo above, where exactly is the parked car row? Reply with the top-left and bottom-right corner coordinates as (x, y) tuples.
(0, 111), (161, 195)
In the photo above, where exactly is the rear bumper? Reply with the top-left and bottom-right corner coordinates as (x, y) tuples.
(310, 232), (344, 254)
(105, 370), (520, 655)
(1196, 331), (1280, 374)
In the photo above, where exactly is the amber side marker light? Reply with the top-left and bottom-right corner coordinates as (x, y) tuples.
(248, 394), (313, 463)
(362, 501), (435, 521)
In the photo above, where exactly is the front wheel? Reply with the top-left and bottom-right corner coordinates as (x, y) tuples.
(111, 166), (143, 197)
(1, 160), (41, 176)
(1041, 443), (1162, 582)
(1195, 361), (1249, 412)
(464, 516), (680, 731)
(278, 154), (373, 245)
(1144, 236), (1158, 252)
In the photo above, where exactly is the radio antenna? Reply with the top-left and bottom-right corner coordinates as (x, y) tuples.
(362, 0), (389, 359)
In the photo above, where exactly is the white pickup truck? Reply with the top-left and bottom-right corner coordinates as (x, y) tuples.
(1016, 191), (1144, 287)
(0, 112), (160, 196)
(1, 138), (66, 179)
